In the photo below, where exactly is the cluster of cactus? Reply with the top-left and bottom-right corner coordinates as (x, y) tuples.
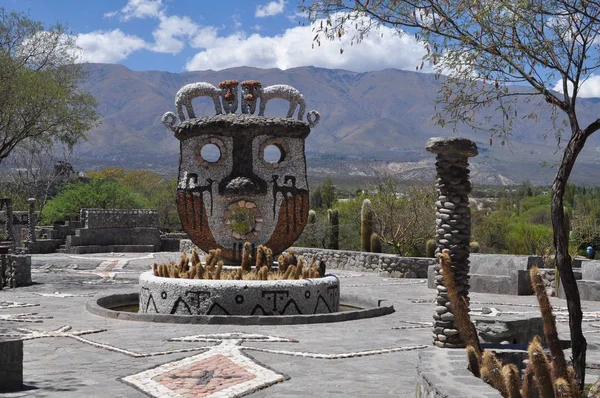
(153, 248), (224, 280)
(439, 250), (579, 397)
(360, 199), (382, 253)
(153, 243), (324, 281)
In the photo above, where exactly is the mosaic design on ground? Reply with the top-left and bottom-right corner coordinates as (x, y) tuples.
(0, 325), (106, 341)
(0, 301), (39, 309)
(122, 339), (287, 398)
(392, 321), (433, 330)
(33, 254), (153, 282)
(26, 291), (96, 298)
(0, 313), (52, 323)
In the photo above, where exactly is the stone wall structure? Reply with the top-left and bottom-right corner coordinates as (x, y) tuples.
(292, 247), (434, 277)
(81, 208), (159, 229)
(426, 137), (478, 348)
(1, 254), (31, 288)
(65, 209), (161, 254)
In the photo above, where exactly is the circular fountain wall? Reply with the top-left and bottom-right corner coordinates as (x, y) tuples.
(139, 271), (339, 316)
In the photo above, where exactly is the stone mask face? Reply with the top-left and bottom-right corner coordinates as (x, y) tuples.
(162, 80), (319, 263)
(176, 116), (312, 263)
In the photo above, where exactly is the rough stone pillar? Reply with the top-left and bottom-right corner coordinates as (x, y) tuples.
(426, 137), (478, 348)
(1, 198), (14, 242)
(27, 198), (36, 243)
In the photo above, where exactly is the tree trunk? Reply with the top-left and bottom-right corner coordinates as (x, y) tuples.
(551, 130), (587, 391)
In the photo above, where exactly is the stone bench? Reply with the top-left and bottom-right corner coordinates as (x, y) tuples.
(0, 338), (23, 392)
(415, 348), (501, 397)
(428, 254), (543, 295)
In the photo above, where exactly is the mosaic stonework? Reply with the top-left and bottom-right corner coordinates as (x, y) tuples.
(162, 80), (319, 263)
(122, 340), (287, 398)
(139, 271), (339, 316)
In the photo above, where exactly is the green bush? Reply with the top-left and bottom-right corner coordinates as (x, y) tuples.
(41, 179), (150, 224)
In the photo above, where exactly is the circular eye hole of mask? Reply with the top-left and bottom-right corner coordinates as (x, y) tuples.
(263, 144), (284, 164)
(200, 143), (221, 163)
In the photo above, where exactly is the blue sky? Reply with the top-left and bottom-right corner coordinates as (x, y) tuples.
(3, 0), (600, 97)
(1, 0), (427, 73)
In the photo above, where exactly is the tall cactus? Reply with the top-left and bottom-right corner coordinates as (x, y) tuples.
(439, 250), (481, 353)
(327, 209), (339, 250)
(530, 266), (568, 382)
(528, 336), (555, 398)
(361, 199), (373, 252)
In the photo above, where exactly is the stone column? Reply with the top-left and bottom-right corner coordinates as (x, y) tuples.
(426, 137), (478, 348)
(27, 198), (36, 243)
(1, 198), (14, 243)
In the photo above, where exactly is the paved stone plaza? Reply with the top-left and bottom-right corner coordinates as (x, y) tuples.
(2, 252), (600, 397)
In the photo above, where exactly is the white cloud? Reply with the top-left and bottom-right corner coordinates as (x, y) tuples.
(255, 0), (285, 18)
(553, 75), (600, 98)
(76, 30), (147, 63)
(104, 0), (164, 21)
(151, 15), (199, 53)
(121, 0), (164, 20)
(185, 17), (426, 73)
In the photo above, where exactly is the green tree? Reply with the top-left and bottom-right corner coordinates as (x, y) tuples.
(370, 179), (435, 255)
(0, 9), (99, 163)
(83, 168), (180, 230)
(41, 179), (150, 224)
(303, 0), (599, 385)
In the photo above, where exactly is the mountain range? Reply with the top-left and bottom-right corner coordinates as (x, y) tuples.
(73, 63), (600, 185)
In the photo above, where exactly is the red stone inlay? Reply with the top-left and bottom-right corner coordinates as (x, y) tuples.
(152, 354), (256, 397)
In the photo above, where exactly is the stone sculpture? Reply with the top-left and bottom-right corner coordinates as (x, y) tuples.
(174, 82), (223, 121)
(240, 80), (262, 115)
(218, 80), (239, 114)
(256, 84), (320, 128)
(161, 79), (320, 263)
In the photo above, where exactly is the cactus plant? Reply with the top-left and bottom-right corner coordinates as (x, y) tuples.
(521, 363), (535, 398)
(554, 378), (572, 398)
(481, 351), (507, 397)
(439, 250), (481, 353)
(502, 364), (522, 398)
(466, 345), (481, 378)
(328, 209), (339, 250)
(370, 232), (382, 253)
(425, 239), (436, 258)
(361, 199), (373, 252)
(470, 241), (480, 253)
(530, 266), (569, 382)
(528, 336), (554, 398)
(241, 242), (252, 272)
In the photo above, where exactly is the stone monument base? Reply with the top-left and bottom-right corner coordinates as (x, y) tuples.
(138, 271), (339, 316)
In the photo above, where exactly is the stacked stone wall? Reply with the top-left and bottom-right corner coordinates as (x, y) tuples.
(81, 209), (159, 229)
(291, 247), (434, 277)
